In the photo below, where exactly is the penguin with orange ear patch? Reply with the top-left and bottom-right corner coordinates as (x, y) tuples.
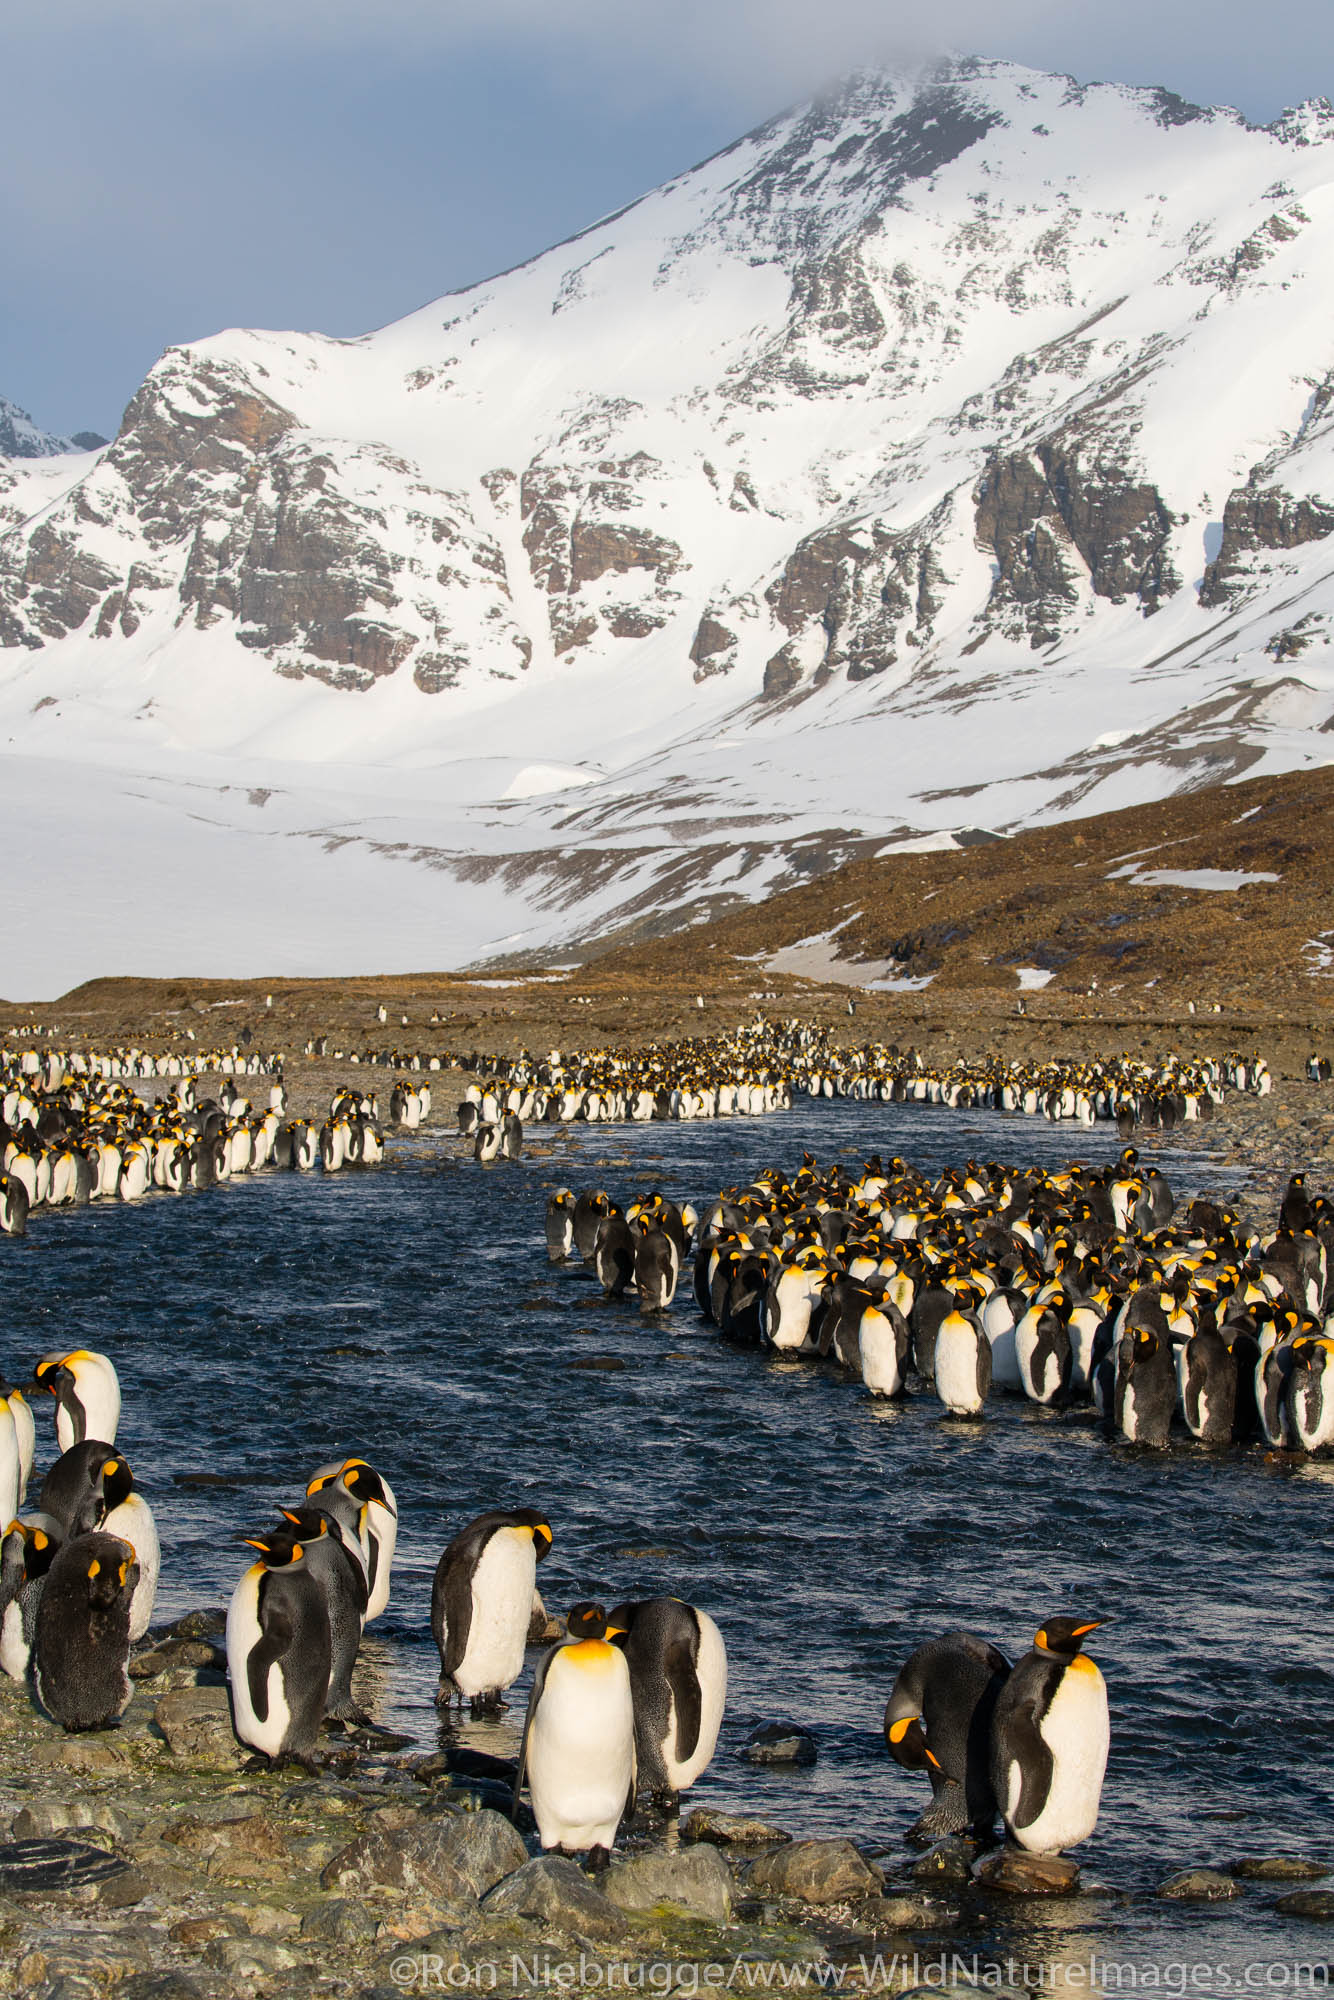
(989, 1616), (1109, 1854)
(33, 1531), (138, 1731)
(516, 1602), (636, 1868)
(226, 1532), (331, 1770)
(884, 1630), (1010, 1842)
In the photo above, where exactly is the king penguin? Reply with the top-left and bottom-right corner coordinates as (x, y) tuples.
(275, 1508), (370, 1726)
(934, 1285), (992, 1417)
(306, 1457), (398, 1622)
(432, 1508), (552, 1710)
(884, 1629), (1011, 1841)
(516, 1601), (636, 1866)
(34, 1351), (121, 1452)
(989, 1615), (1109, 1854)
(0, 1513), (62, 1681)
(33, 1531), (139, 1731)
(226, 1531), (332, 1770)
(608, 1597), (727, 1811)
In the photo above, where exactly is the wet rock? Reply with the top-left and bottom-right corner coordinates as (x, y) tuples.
(744, 1839), (882, 1904)
(603, 1845), (733, 1923)
(912, 1838), (974, 1886)
(223, 1898), (301, 1936)
(301, 1895), (378, 1943)
(163, 1608), (228, 1640)
(321, 1815), (474, 1903)
(528, 1591), (564, 1644)
(0, 1838), (128, 1894)
(569, 1356), (624, 1371)
(974, 1848), (1081, 1896)
(481, 1855), (630, 1939)
(130, 1638), (225, 1682)
(16, 1933), (153, 1990)
(1231, 1855), (1329, 1881)
(11, 1801), (133, 1844)
(161, 1812), (290, 1867)
(153, 1686), (243, 1765)
(739, 1723), (817, 1766)
(683, 1809), (792, 1848)
(119, 1975), (206, 2000)
(875, 1894), (960, 1929)
(429, 1809), (528, 1897)
(205, 1934), (301, 1978)
(33, 1735), (133, 1775)
(1275, 1890), (1334, 1920)
(169, 1914), (238, 1947)
(97, 1865), (153, 1908)
(1157, 1868), (1241, 1901)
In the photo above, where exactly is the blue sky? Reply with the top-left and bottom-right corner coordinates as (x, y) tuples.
(6, 0), (1333, 439)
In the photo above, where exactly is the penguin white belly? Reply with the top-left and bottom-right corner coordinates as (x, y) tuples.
(935, 1326), (983, 1415)
(529, 1644), (635, 1850)
(0, 1410), (19, 1529)
(227, 1567), (289, 1757)
(663, 1612), (727, 1790)
(364, 1493), (398, 1622)
(1011, 1661), (1109, 1854)
(103, 1493), (160, 1641)
(0, 1598), (28, 1680)
(455, 1533), (535, 1696)
(859, 1310), (902, 1396)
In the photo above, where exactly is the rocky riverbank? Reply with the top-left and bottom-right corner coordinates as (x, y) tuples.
(0, 1611), (1328, 2000)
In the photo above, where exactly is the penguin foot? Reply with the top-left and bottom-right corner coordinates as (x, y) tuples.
(284, 1753), (323, 1777)
(585, 1846), (612, 1875)
(434, 1680), (460, 1710)
(241, 1753), (276, 1774)
(651, 1789), (680, 1816)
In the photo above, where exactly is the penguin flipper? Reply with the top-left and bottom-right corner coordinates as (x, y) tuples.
(247, 1583), (295, 1726)
(997, 1688), (1054, 1833)
(665, 1634), (703, 1765)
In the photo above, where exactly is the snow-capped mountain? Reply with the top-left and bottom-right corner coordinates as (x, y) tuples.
(3, 57), (1334, 994)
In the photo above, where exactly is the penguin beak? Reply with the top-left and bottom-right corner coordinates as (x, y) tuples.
(1072, 1619), (1106, 1637)
(923, 1746), (943, 1772)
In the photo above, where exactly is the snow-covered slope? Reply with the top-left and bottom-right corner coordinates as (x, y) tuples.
(4, 57), (1334, 994)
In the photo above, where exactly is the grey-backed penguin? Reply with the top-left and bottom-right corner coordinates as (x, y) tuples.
(884, 1629), (1011, 1841)
(0, 1173), (29, 1237)
(545, 1190), (577, 1262)
(306, 1457), (398, 1621)
(473, 1123), (501, 1163)
(608, 1597), (727, 1810)
(1287, 1337), (1334, 1451)
(0, 1513), (62, 1681)
(516, 1601), (636, 1864)
(1176, 1326), (1239, 1444)
(1115, 1326), (1176, 1446)
(275, 1509), (370, 1726)
(432, 1508), (552, 1711)
(594, 1214), (636, 1298)
(226, 1531), (332, 1770)
(34, 1350), (121, 1452)
(33, 1531), (138, 1731)
(989, 1616), (1109, 1854)
(573, 1191), (615, 1262)
(1014, 1295), (1073, 1406)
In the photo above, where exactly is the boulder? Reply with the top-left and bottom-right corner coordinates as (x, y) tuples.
(974, 1849), (1080, 1896)
(738, 1723), (817, 1766)
(744, 1839), (881, 1904)
(1157, 1868), (1241, 1901)
(481, 1855), (630, 1939)
(682, 1810), (792, 1848)
(321, 1815), (475, 1904)
(0, 1837), (129, 1894)
(1275, 1890), (1334, 1920)
(301, 1895), (379, 1942)
(911, 1838), (974, 1886)
(153, 1686), (243, 1765)
(603, 1846), (733, 1923)
(1231, 1855), (1329, 1881)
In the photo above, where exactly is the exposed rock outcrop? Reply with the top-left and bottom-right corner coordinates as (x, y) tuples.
(1200, 483), (1334, 605)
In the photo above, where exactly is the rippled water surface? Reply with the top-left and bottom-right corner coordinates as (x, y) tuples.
(5, 1099), (1331, 1975)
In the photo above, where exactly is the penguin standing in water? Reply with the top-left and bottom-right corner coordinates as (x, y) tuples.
(608, 1597), (727, 1811)
(1176, 1326), (1239, 1444)
(1115, 1327), (1177, 1447)
(516, 1602), (636, 1866)
(474, 1123), (502, 1163)
(884, 1630), (1011, 1842)
(632, 1222), (680, 1312)
(1015, 1295), (1073, 1406)
(989, 1616), (1109, 1854)
(306, 1458), (398, 1621)
(1287, 1338), (1334, 1451)
(545, 1190), (577, 1262)
(934, 1286), (992, 1417)
(432, 1509), (553, 1711)
(34, 1531), (139, 1731)
(0, 1514), (62, 1680)
(594, 1214), (636, 1298)
(226, 1532), (332, 1770)
(34, 1351), (121, 1451)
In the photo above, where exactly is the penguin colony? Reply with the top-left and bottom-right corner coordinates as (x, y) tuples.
(0, 1049), (399, 1236)
(549, 1153), (1334, 1452)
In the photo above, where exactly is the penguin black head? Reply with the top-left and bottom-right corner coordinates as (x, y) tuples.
(1034, 1616), (1106, 1659)
(85, 1535), (139, 1607)
(242, 1531), (308, 1569)
(101, 1455), (134, 1510)
(885, 1713), (942, 1774)
(565, 1601), (626, 1644)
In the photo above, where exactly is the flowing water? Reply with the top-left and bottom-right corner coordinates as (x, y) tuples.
(4, 1099), (1331, 1980)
